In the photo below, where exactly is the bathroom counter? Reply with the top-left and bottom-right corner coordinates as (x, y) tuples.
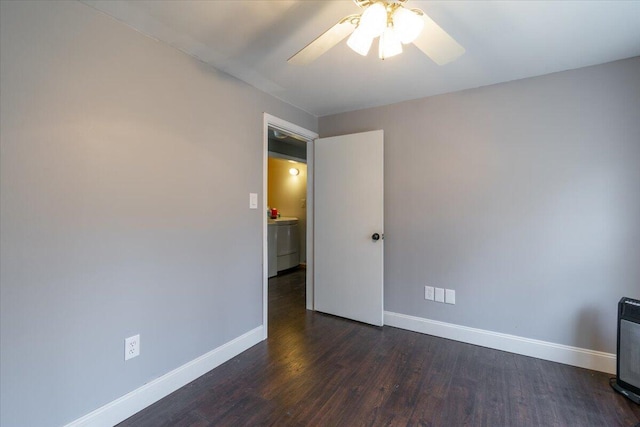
(268, 217), (298, 225)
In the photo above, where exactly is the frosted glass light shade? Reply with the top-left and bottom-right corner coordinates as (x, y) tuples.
(392, 7), (424, 44)
(379, 26), (402, 59)
(347, 26), (374, 56)
(358, 2), (387, 38)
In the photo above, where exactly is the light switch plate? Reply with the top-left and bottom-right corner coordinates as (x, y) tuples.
(435, 288), (445, 303)
(249, 193), (258, 209)
(445, 289), (456, 305)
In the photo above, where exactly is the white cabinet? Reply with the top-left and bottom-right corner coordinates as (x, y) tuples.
(276, 219), (299, 271)
(268, 217), (299, 276)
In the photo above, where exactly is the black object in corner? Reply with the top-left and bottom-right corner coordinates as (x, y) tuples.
(612, 297), (640, 404)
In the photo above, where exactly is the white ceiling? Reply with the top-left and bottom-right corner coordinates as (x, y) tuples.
(83, 0), (640, 117)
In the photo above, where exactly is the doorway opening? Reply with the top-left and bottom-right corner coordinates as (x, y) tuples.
(267, 130), (307, 277)
(262, 114), (318, 339)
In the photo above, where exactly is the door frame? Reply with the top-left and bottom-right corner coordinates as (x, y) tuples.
(262, 113), (318, 339)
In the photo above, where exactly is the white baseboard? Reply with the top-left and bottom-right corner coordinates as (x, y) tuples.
(384, 311), (615, 374)
(66, 325), (265, 427)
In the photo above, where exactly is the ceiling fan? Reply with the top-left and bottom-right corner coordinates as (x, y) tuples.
(288, 0), (465, 65)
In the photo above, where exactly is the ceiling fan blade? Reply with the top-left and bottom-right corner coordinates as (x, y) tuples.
(412, 12), (465, 65)
(288, 17), (356, 65)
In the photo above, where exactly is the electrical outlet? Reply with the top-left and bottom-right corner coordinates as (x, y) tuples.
(124, 334), (140, 361)
(435, 288), (445, 303)
(425, 286), (435, 301)
(445, 289), (456, 305)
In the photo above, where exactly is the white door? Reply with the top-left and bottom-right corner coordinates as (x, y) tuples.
(314, 130), (384, 326)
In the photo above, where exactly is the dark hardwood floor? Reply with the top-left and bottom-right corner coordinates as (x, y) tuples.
(119, 268), (640, 426)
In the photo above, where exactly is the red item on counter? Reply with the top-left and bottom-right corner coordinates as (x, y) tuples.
(270, 208), (278, 219)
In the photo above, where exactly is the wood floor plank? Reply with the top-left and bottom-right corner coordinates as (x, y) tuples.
(118, 269), (640, 426)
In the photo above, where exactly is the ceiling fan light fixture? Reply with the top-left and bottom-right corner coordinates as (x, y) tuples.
(347, 26), (374, 56)
(358, 1), (387, 38)
(392, 7), (424, 44)
(379, 26), (402, 60)
(287, 0), (465, 65)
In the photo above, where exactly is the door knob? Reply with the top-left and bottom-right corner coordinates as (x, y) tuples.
(372, 233), (381, 241)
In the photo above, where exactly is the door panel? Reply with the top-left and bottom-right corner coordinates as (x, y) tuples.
(314, 130), (384, 326)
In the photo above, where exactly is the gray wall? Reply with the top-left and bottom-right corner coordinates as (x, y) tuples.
(0, 2), (316, 426)
(320, 57), (640, 354)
